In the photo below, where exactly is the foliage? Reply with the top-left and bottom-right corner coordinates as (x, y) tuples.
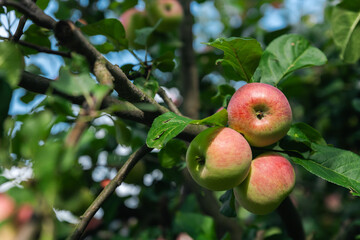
(0, 0), (360, 240)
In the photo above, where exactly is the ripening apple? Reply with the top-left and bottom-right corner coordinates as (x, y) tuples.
(119, 8), (148, 48)
(227, 83), (292, 147)
(234, 152), (295, 215)
(0, 194), (15, 222)
(186, 127), (252, 191)
(146, 0), (184, 32)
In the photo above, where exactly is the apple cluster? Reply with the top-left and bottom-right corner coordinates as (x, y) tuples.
(119, 0), (184, 49)
(186, 83), (295, 215)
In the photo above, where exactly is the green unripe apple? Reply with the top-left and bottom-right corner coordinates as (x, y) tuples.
(145, 0), (184, 32)
(227, 83), (292, 147)
(186, 127), (252, 191)
(234, 152), (295, 215)
(119, 8), (148, 49)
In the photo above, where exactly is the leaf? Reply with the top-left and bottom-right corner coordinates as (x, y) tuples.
(51, 66), (97, 97)
(190, 108), (228, 127)
(205, 37), (262, 82)
(287, 123), (327, 146)
(146, 112), (192, 149)
(114, 119), (131, 146)
(0, 42), (24, 87)
(134, 19), (162, 46)
(219, 189), (237, 217)
(81, 19), (127, 49)
(36, 0), (50, 10)
(22, 24), (51, 55)
(211, 84), (235, 107)
(331, 7), (360, 63)
(257, 34), (327, 86)
(153, 52), (175, 72)
(291, 144), (360, 194)
(134, 78), (159, 98)
(158, 139), (187, 168)
(338, 0), (360, 12)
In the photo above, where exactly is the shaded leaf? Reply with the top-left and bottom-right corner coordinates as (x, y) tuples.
(134, 19), (161, 46)
(205, 37), (262, 82)
(0, 78), (12, 136)
(258, 34), (327, 86)
(211, 84), (236, 107)
(158, 139), (187, 168)
(81, 19), (127, 49)
(153, 52), (175, 72)
(51, 66), (96, 97)
(146, 112), (192, 149)
(331, 7), (360, 63)
(219, 189), (237, 217)
(0, 42), (24, 87)
(134, 78), (159, 98)
(338, 0), (360, 12)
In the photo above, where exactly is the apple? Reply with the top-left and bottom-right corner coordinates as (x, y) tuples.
(227, 83), (292, 147)
(234, 152), (295, 215)
(0, 193), (15, 222)
(16, 204), (33, 226)
(186, 127), (252, 191)
(119, 8), (148, 48)
(146, 0), (184, 32)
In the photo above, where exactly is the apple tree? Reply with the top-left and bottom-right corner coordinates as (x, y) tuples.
(0, 0), (360, 239)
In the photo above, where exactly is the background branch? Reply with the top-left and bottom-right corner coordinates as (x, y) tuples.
(68, 145), (152, 240)
(157, 87), (183, 116)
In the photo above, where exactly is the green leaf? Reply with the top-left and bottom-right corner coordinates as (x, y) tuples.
(113, 119), (132, 146)
(338, 0), (360, 12)
(158, 139), (187, 168)
(22, 24), (51, 55)
(0, 42), (24, 87)
(191, 108), (228, 127)
(146, 112), (192, 149)
(331, 7), (360, 63)
(257, 34), (327, 86)
(134, 78), (159, 98)
(205, 37), (262, 82)
(51, 66), (96, 97)
(36, 0), (50, 10)
(174, 212), (217, 240)
(219, 189), (237, 217)
(134, 19), (161, 46)
(291, 144), (360, 194)
(81, 19), (127, 49)
(153, 52), (175, 72)
(211, 84), (235, 107)
(287, 123), (326, 146)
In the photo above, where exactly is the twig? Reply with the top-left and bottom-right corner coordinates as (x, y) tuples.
(0, 36), (72, 58)
(157, 87), (183, 116)
(277, 196), (305, 240)
(11, 15), (27, 42)
(68, 144), (152, 240)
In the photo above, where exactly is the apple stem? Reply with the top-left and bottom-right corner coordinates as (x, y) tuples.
(195, 156), (205, 165)
(256, 111), (265, 120)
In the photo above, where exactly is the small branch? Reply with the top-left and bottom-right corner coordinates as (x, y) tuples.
(0, 36), (72, 58)
(157, 87), (183, 116)
(0, 0), (56, 29)
(68, 144), (152, 240)
(277, 196), (305, 240)
(11, 15), (27, 42)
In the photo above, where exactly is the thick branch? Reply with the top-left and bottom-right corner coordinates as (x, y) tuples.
(68, 145), (152, 240)
(11, 15), (27, 42)
(180, 0), (199, 119)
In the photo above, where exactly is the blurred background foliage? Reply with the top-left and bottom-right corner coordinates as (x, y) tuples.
(0, 0), (359, 239)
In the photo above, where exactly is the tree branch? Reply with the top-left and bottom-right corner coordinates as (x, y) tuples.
(11, 15), (27, 42)
(68, 144), (152, 240)
(157, 87), (183, 116)
(0, 0), (56, 29)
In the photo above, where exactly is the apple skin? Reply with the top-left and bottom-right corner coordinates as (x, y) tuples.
(119, 8), (148, 49)
(233, 152), (295, 215)
(186, 127), (252, 191)
(146, 0), (184, 32)
(227, 83), (292, 147)
(0, 193), (15, 222)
